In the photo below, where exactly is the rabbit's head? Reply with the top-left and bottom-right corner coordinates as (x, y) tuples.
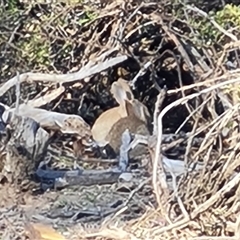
(124, 98), (151, 128)
(111, 78), (152, 130)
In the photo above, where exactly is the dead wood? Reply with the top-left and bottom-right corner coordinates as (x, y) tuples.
(3, 104), (92, 137)
(1, 113), (49, 189)
(0, 55), (127, 97)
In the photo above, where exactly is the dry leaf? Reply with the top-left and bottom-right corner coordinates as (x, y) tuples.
(25, 223), (66, 240)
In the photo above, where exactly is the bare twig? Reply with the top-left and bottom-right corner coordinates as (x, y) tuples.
(186, 5), (238, 42)
(118, 129), (131, 172)
(15, 71), (21, 114)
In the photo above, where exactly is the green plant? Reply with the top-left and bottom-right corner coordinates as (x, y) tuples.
(189, 4), (240, 45)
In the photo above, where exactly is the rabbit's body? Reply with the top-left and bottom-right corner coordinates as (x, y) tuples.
(106, 100), (151, 157)
(91, 105), (127, 146)
(105, 114), (150, 155)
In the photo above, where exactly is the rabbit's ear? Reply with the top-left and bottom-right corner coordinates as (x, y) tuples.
(131, 99), (151, 124)
(124, 99), (135, 117)
(111, 79), (134, 105)
(111, 82), (127, 105)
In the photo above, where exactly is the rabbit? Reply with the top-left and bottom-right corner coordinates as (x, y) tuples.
(105, 99), (151, 157)
(91, 78), (134, 146)
(91, 78), (151, 155)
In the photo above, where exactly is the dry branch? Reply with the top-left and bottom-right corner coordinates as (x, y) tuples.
(1, 113), (49, 186)
(0, 55), (127, 97)
(2, 104), (91, 137)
